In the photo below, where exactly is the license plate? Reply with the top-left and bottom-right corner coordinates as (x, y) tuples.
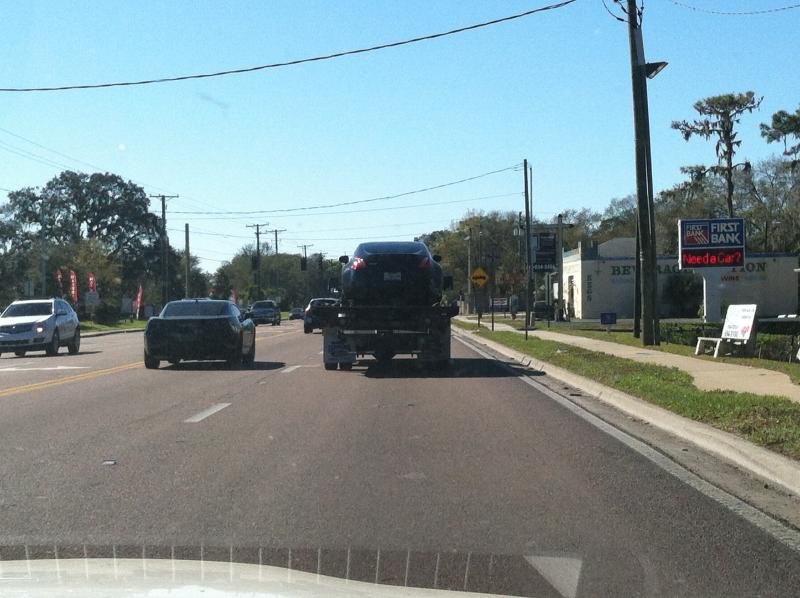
(383, 272), (401, 281)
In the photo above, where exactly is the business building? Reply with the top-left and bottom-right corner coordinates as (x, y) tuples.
(560, 237), (799, 319)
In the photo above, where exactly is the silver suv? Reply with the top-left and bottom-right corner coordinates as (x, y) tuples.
(0, 298), (81, 357)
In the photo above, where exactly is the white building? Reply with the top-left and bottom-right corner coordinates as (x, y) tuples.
(560, 237), (799, 319)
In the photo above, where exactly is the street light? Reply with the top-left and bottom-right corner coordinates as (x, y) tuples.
(645, 61), (667, 79)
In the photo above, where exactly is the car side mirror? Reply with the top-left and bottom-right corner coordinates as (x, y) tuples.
(338, 255), (349, 264)
(433, 255), (442, 263)
(443, 275), (454, 290)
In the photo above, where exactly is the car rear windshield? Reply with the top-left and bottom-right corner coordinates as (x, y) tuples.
(162, 301), (229, 317)
(311, 299), (337, 307)
(2, 302), (53, 317)
(356, 242), (427, 256)
(252, 301), (275, 309)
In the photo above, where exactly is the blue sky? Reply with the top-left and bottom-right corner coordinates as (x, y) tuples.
(1, 1), (798, 272)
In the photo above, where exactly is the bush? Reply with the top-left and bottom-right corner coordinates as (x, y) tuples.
(93, 299), (121, 324)
(661, 322), (799, 362)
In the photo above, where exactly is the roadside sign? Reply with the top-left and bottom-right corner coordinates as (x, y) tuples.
(600, 312), (617, 326)
(530, 232), (557, 272)
(491, 297), (508, 309)
(470, 267), (489, 288)
(679, 218), (745, 269)
(85, 290), (100, 309)
(722, 304), (756, 341)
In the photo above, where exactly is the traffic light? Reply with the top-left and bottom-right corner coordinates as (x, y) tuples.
(300, 257), (307, 271)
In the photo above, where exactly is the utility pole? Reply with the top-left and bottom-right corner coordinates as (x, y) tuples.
(184, 223), (190, 298)
(150, 194), (179, 306)
(626, 0), (657, 345)
(523, 159), (532, 339)
(266, 228), (286, 292)
(556, 213), (564, 321)
(246, 223), (269, 299)
(466, 228), (472, 314)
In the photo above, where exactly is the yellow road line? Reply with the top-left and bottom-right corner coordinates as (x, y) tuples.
(0, 361), (142, 399)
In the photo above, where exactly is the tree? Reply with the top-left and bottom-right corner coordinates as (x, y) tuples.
(761, 105), (800, 167)
(671, 92), (763, 217)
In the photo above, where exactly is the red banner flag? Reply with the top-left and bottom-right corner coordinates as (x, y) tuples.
(88, 272), (97, 292)
(229, 288), (239, 305)
(135, 284), (143, 319)
(69, 270), (78, 303)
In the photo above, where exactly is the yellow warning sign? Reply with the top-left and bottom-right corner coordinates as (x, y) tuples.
(470, 267), (489, 288)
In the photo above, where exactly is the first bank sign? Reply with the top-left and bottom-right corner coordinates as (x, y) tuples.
(679, 218), (745, 269)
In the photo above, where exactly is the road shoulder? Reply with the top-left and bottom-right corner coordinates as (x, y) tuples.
(453, 327), (800, 532)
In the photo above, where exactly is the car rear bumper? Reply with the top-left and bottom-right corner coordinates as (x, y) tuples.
(144, 336), (239, 361)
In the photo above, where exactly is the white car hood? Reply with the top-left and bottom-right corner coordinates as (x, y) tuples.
(0, 558), (509, 598)
(0, 315), (51, 326)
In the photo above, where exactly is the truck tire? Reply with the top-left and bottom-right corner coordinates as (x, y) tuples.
(324, 362), (338, 371)
(144, 350), (160, 369)
(304, 325), (312, 334)
(339, 362), (353, 371)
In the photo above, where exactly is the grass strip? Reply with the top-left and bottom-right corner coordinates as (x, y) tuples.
(458, 323), (800, 460)
(81, 320), (147, 333)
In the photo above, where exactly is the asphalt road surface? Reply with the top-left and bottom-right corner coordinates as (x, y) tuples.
(1, 320), (800, 597)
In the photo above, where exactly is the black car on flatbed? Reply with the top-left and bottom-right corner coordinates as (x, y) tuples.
(312, 241), (456, 370)
(143, 299), (256, 369)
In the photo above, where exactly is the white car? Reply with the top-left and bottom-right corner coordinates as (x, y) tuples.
(0, 298), (81, 357)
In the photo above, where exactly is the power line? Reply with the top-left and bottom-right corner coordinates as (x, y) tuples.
(171, 166), (520, 215)
(176, 192), (522, 220)
(0, 1), (577, 93)
(668, 0), (800, 15)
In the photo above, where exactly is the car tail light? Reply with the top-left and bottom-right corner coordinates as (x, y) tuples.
(417, 257), (433, 269)
(350, 257), (368, 271)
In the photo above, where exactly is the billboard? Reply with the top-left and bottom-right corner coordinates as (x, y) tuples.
(531, 232), (557, 272)
(679, 218), (745, 269)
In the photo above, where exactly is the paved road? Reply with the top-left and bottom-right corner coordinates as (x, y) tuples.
(1, 320), (800, 596)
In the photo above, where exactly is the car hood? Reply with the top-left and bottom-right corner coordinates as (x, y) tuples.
(0, 557), (508, 597)
(0, 315), (51, 326)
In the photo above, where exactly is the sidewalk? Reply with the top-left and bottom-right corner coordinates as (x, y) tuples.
(455, 317), (800, 402)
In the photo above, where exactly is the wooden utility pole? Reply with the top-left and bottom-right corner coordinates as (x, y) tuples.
(184, 223), (190, 298)
(523, 159), (532, 340)
(150, 194), (178, 306)
(626, 0), (656, 345)
(247, 223), (269, 298)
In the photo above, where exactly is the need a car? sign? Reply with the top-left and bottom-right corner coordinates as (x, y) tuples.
(678, 218), (745, 269)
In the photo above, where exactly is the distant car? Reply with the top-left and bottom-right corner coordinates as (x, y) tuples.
(304, 298), (338, 333)
(289, 307), (304, 320)
(248, 300), (281, 326)
(143, 299), (255, 369)
(0, 298), (81, 357)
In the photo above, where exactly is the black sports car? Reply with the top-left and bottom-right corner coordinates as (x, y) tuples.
(339, 241), (444, 306)
(143, 299), (256, 369)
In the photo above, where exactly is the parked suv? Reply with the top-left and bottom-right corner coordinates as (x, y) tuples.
(0, 298), (81, 357)
(248, 300), (281, 326)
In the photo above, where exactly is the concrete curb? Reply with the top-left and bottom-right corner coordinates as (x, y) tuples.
(453, 327), (800, 498)
(81, 328), (145, 339)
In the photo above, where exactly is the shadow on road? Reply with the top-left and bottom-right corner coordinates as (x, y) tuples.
(361, 357), (539, 379)
(164, 361), (286, 371)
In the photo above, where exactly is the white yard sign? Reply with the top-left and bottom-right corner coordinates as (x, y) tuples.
(722, 304), (757, 341)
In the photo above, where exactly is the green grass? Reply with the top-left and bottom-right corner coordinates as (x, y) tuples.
(466, 328), (800, 460)
(80, 320), (147, 333)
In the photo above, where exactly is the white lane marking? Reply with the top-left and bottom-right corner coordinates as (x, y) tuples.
(525, 556), (582, 598)
(454, 335), (800, 553)
(281, 365), (303, 374)
(0, 366), (90, 372)
(184, 403), (231, 423)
